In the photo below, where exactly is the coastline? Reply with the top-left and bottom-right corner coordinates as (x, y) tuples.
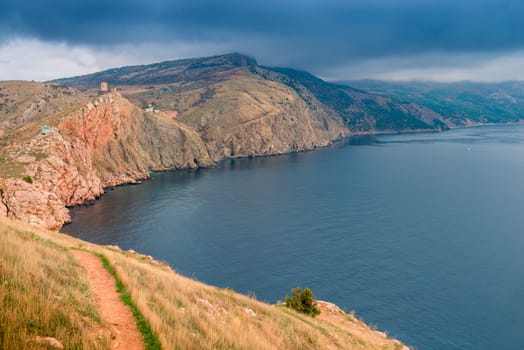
(1, 215), (411, 350)
(63, 121), (520, 217)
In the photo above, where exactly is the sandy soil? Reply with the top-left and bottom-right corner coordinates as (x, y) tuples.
(72, 250), (145, 350)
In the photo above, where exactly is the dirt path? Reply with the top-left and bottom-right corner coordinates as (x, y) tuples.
(72, 250), (145, 350)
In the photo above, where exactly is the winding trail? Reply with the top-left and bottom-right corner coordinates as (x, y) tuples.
(72, 250), (145, 350)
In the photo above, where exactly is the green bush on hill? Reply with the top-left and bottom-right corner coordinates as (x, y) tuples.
(285, 287), (320, 316)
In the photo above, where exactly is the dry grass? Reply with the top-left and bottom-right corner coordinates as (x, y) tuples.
(0, 219), (111, 349)
(176, 72), (301, 130)
(1, 217), (407, 350)
(0, 80), (87, 132)
(118, 69), (302, 131)
(0, 87), (88, 180)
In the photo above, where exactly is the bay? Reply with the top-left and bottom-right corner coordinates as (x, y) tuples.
(63, 125), (524, 350)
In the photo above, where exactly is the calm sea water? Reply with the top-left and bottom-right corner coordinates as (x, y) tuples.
(63, 125), (524, 350)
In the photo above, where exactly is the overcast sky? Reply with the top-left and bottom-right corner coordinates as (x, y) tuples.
(1, 0), (524, 82)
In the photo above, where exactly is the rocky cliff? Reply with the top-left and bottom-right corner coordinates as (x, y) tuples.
(0, 91), (216, 228)
(0, 85), (348, 229)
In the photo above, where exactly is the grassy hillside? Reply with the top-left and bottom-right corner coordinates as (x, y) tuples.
(0, 217), (407, 350)
(0, 81), (87, 132)
(257, 67), (442, 131)
(54, 53), (524, 133)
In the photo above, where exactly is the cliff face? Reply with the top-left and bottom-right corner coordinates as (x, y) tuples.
(0, 92), (214, 228)
(0, 55), (442, 229)
(57, 92), (214, 186)
(0, 87), (347, 228)
(0, 179), (70, 229)
(0, 75), (351, 229)
(56, 53), (451, 135)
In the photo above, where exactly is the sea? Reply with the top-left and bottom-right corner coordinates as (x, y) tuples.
(63, 125), (524, 350)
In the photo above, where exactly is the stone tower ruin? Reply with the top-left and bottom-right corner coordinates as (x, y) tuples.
(100, 82), (108, 94)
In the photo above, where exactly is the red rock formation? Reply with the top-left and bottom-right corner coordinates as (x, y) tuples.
(0, 178), (70, 230)
(0, 89), (347, 230)
(1, 92), (214, 229)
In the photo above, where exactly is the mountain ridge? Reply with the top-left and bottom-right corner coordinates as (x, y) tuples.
(52, 52), (258, 89)
(54, 53), (459, 134)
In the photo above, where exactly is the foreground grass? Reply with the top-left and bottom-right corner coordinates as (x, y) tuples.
(0, 220), (111, 349)
(1, 217), (406, 350)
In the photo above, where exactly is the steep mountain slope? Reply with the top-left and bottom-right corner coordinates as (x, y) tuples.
(1, 55), (355, 228)
(256, 67), (451, 131)
(124, 69), (348, 159)
(56, 53), (350, 159)
(54, 54), (524, 137)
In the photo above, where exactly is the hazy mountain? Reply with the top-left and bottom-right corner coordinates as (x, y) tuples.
(344, 80), (524, 125)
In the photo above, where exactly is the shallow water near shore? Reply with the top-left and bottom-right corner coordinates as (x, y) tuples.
(63, 125), (524, 350)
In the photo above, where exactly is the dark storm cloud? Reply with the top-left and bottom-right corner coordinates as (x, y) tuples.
(1, 0), (524, 69)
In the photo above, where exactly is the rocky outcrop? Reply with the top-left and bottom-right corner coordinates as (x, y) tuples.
(23, 131), (104, 206)
(404, 103), (451, 129)
(34, 336), (64, 350)
(0, 92), (215, 229)
(208, 100), (348, 160)
(58, 93), (214, 184)
(316, 300), (410, 350)
(205, 110), (346, 159)
(0, 178), (70, 230)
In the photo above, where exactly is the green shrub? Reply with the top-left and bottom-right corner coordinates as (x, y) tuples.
(22, 175), (33, 184)
(284, 287), (320, 317)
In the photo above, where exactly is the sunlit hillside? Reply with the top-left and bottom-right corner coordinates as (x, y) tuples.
(0, 217), (407, 350)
